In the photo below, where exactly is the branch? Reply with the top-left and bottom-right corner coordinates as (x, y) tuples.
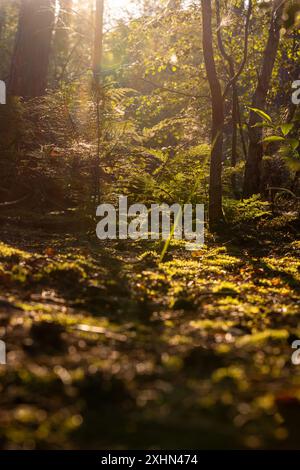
(138, 77), (209, 100)
(0, 194), (30, 208)
(215, 0), (252, 100)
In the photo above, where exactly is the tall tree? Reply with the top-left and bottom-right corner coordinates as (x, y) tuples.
(215, 0), (252, 196)
(8, 0), (55, 98)
(0, 2), (5, 41)
(243, 0), (284, 197)
(93, 0), (104, 82)
(201, 0), (224, 228)
(52, 0), (73, 83)
(92, 0), (105, 205)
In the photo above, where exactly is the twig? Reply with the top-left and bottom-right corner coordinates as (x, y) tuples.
(71, 324), (128, 342)
(138, 77), (209, 100)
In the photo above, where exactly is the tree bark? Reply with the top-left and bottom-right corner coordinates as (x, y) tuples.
(93, 0), (104, 82)
(201, 0), (224, 229)
(8, 0), (55, 98)
(215, 0), (252, 197)
(243, 0), (284, 197)
(52, 0), (73, 83)
(0, 3), (5, 41)
(92, 0), (105, 206)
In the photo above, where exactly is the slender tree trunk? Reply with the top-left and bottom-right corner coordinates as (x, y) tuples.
(8, 0), (55, 98)
(231, 88), (238, 193)
(201, 0), (224, 229)
(215, 0), (252, 197)
(0, 3), (5, 41)
(56, 0), (72, 42)
(243, 0), (284, 197)
(52, 0), (73, 83)
(93, 0), (104, 82)
(92, 0), (104, 206)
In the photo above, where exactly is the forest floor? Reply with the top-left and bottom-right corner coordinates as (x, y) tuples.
(1, 214), (300, 449)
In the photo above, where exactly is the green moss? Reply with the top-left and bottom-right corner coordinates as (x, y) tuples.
(40, 261), (87, 285)
(237, 329), (289, 347)
(190, 319), (235, 330)
(0, 242), (31, 261)
(1, 226), (300, 450)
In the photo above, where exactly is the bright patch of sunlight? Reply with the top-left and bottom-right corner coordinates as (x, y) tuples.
(108, 0), (136, 19)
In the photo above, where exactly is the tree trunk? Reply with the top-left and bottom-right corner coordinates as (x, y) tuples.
(231, 88), (238, 194)
(243, 0), (284, 197)
(92, 0), (105, 206)
(0, 3), (5, 41)
(93, 0), (104, 82)
(52, 0), (73, 83)
(201, 0), (224, 229)
(215, 0), (252, 198)
(8, 0), (55, 98)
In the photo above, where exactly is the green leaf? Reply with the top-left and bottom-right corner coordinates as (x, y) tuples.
(262, 135), (285, 143)
(286, 138), (299, 150)
(252, 122), (274, 129)
(249, 107), (272, 123)
(280, 123), (294, 136)
(287, 157), (300, 171)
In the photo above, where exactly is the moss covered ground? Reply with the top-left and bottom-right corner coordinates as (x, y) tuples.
(1, 219), (300, 449)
